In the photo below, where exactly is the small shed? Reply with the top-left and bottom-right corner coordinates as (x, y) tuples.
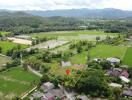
(109, 83), (122, 88)
(61, 61), (71, 67)
(119, 76), (130, 83)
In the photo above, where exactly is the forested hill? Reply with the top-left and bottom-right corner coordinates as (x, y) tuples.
(0, 10), (132, 35)
(0, 12), (82, 35)
(26, 8), (132, 19)
(0, 11), (32, 17)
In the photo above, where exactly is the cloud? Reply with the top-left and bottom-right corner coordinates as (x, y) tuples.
(0, 0), (132, 11)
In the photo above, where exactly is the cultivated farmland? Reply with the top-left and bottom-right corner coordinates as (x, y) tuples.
(123, 47), (132, 66)
(28, 40), (69, 50)
(0, 41), (28, 54)
(0, 67), (40, 99)
(30, 30), (118, 41)
(7, 37), (32, 45)
(70, 45), (127, 64)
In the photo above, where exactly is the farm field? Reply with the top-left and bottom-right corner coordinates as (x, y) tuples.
(30, 30), (118, 41)
(0, 67), (40, 99)
(70, 45), (127, 64)
(0, 41), (28, 54)
(123, 47), (132, 66)
(7, 37), (32, 45)
(90, 45), (127, 59)
(28, 40), (69, 50)
(0, 55), (11, 70)
(0, 32), (11, 36)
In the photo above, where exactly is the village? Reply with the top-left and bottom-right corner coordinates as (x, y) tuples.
(0, 30), (132, 100)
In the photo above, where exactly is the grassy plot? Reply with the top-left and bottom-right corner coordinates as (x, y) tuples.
(0, 56), (11, 70)
(0, 67), (40, 99)
(123, 47), (132, 66)
(70, 45), (127, 64)
(90, 45), (127, 59)
(0, 41), (28, 54)
(70, 52), (87, 64)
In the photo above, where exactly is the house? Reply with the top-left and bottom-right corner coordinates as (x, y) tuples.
(119, 76), (130, 83)
(41, 93), (55, 100)
(107, 68), (121, 77)
(61, 61), (71, 67)
(48, 89), (66, 99)
(41, 82), (55, 92)
(106, 57), (120, 64)
(122, 86), (132, 97)
(120, 70), (129, 78)
(32, 91), (43, 99)
(122, 88), (132, 97)
(109, 83), (122, 88)
(41, 89), (66, 100)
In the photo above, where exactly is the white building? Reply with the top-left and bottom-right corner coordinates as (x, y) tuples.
(106, 57), (120, 64)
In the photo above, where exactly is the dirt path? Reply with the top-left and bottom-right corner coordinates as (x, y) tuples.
(27, 66), (42, 78)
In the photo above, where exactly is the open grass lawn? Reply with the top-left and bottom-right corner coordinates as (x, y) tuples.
(0, 56), (11, 70)
(123, 47), (132, 66)
(70, 45), (127, 64)
(0, 67), (40, 99)
(31, 30), (117, 41)
(0, 41), (28, 54)
(90, 45), (127, 59)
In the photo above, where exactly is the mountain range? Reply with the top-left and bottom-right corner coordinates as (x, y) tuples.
(1, 8), (132, 19)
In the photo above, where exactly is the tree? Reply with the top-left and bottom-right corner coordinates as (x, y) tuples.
(96, 36), (101, 43)
(41, 63), (51, 73)
(76, 69), (111, 97)
(87, 51), (91, 65)
(128, 67), (132, 78)
(64, 69), (111, 97)
(100, 60), (112, 70)
(41, 73), (50, 83)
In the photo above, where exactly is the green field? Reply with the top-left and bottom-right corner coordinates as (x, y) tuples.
(123, 47), (132, 66)
(90, 45), (127, 59)
(0, 41), (28, 54)
(0, 67), (40, 99)
(70, 52), (87, 64)
(30, 31), (117, 41)
(0, 56), (11, 70)
(70, 45), (127, 64)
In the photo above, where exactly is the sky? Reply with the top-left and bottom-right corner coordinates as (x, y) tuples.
(0, 0), (132, 11)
